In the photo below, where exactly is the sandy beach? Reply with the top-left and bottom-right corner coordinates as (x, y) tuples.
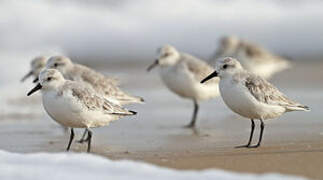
(0, 60), (322, 179)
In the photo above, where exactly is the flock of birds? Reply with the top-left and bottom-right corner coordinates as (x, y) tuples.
(21, 36), (309, 152)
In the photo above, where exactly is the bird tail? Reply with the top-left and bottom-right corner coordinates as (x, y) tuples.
(129, 110), (137, 115)
(286, 105), (310, 112)
(111, 110), (137, 116)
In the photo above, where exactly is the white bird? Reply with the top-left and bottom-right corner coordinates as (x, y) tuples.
(201, 57), (309, 148)
(45, 56), (144, 106)
(27, 69), (136, 152)
(45, 56), (143, 143)
(210, 36), (290, 79)
(147, 45), (220, 128)
(21, 56), (47, 83)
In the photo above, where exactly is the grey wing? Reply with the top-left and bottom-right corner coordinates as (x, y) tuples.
(243, 73), (304, 108)
(69, 83), (103, 110)
(68, 82), (135, 116)
(241, 42), (266, 58)
(101, 99), (136, 116)
(76, 65), (140, 104)
(181, 53), (219, 85)
(79, 65), (119, 86)
(240, 42), (289, 65)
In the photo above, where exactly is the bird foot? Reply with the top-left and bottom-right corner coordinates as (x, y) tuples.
(77, 139), (88, 144)
(235, 144), (250, 148)
(235, 144), (260, 148)
(183, 123), (195, 129)
(247, 144), (260, 148)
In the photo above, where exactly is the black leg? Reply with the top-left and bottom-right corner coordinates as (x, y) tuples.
(66, 128), (75, 151)
(77, 129), (88, 144)
(236, 119), (255, 148)
(86, 129), (93, 153)
(249, 119), (265, 148)
(185, 100), (199, 128)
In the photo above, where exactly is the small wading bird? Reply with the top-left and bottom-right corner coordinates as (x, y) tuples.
(21, 56), (47, 83)
(201, 57), (309, 148)
(44, 56), (144, 142)
(209, 36), (290, 79)
(147, 45), (219, 128)
(27, 69), (136, 152)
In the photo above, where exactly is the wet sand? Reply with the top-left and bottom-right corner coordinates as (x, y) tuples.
(1, 61), (323, 179)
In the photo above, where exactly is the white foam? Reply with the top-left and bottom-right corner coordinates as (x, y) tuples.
(0, 150), (306, 180)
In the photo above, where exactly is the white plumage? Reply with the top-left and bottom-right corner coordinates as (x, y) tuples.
(201, 57), (309, 148)
(148, 45), (219, 127)
(27, 69), (136, 152)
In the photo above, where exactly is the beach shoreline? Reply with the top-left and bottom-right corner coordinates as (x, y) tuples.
(1, 61), (322, 179)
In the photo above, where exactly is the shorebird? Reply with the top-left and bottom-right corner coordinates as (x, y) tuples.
(210, 36), (290, 79)
(201, 57), (309, 148)
(27, 69), (136, 152)
(45, 56), (144, 106)
(45, 56), (143, 143)
(147, 45), (219, 128)
(21, 56), (47, 83)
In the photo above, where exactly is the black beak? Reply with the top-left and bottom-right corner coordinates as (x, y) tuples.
(200, 71), (218, 83)
(27, 83), (42, 96)
(33, 77), (39, 83)
(21, 71), (33, 82)
(147, 59), (159, 72)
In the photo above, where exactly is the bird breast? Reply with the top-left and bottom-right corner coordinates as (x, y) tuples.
(220, 78), (263, 119)
(42, 90), (85, 128)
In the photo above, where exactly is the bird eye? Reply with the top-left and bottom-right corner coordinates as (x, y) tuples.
(54, 63), (58, 67)
(163, 53), (170, 57)
(223, 64), (228, 69)
(47, 77), (52, 81)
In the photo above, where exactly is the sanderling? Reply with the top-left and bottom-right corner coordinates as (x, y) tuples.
(210, 36), (290, 79)
(45, 56), (144, 106)
(147, 45), (220, 128)
(45, 56), (143, 143)
(27, 69), (136, 152)
(21, 56), (47, 83)
(201, 57), (309, 148)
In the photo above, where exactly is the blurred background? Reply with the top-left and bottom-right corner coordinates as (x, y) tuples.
(1, 0), (323, 65)
(1, 1), (323, 178)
